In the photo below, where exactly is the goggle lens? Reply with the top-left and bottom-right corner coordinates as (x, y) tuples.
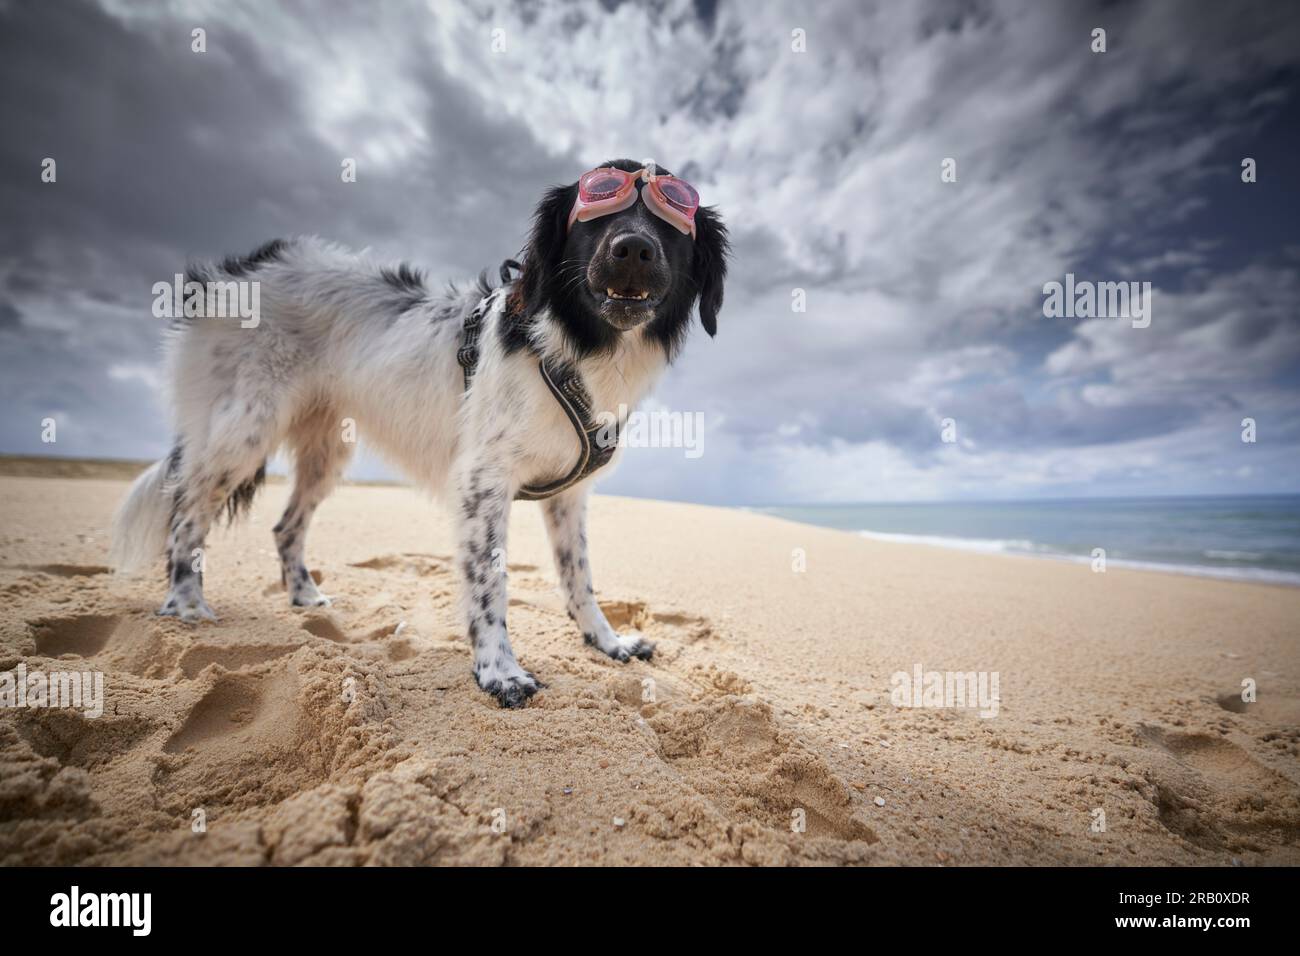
(580, 171), (629, 201)
(656, 178), (699, 213)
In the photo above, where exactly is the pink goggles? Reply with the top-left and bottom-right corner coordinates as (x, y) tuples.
(567, 166), (700, 239)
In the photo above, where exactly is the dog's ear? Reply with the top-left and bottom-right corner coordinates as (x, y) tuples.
(692, 205), (729, 337)
(518, 182), (576, 317)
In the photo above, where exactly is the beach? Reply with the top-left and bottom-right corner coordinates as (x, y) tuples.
(1, 472), (1297, 866)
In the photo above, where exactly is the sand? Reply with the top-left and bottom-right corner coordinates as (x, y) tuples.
(1, 472), (1297, 866)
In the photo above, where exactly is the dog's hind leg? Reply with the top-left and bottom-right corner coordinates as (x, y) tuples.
(273, 404), (352, 608)
(159, 382), (282, 622)
(159, 484), (222, 623)
(542, 486), (653, 661)
(159, 446), (268, 624)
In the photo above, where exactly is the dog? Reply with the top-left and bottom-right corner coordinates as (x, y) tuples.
(111, 159), (729, 707)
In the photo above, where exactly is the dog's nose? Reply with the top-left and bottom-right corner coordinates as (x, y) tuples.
(610, 233), (656, 264)
(605, 232), (659, 296)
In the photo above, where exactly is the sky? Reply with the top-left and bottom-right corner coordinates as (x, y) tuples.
(1, 0), (1298, 505)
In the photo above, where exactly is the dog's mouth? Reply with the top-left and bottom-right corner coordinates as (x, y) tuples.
(605, 287), (650, 301)
(590, 284), (660, 328)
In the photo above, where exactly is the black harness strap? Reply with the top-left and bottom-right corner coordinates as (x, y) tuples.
(457, 284), (620, 502)
(457, 303), (484, 391)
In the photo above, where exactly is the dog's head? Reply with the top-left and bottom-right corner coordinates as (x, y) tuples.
(515, 159), (729, 357)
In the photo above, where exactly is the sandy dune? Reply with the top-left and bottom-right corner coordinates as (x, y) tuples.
(1, 474), (1297, 865)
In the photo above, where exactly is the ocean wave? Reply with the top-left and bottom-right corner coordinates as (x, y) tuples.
(1093, 557), (1300, 586)
(856, 530), (1040, 554)
(856, 530), (1300, 586)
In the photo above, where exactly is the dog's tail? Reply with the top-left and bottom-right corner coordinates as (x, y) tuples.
(111, 446), (268, 574)
(110, 448), (178, 574)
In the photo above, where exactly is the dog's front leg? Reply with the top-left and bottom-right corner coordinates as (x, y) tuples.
(543, 487), (653, 662)
(456, 460), (539, 708)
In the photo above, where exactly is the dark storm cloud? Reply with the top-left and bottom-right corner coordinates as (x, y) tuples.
(0, 0), (571, 460)
(0, 0), (342, 456)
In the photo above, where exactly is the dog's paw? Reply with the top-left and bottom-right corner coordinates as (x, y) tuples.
(585, 629), (654, 663)
(157, 595), (218, 624)
(474, 659), (542, 708)
(289, 573), (331, 608)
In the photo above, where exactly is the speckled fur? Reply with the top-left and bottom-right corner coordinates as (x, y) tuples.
(112, 166), (728, 707)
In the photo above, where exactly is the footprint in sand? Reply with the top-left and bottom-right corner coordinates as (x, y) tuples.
(300, 614), (349, 642)
(600, 600), (650, 631)
(597, 599), (717, 653)
(16, 710), (155, 770)
(178, 642), (303, 679)
(1136, 725), (1300, 852)
(348, 553), (455, 577)
(29, 614), (119, 657)
(598, 598), (868, 844)
(1215, 692), (1250, 714)
(153, 659), (348, 816)
(355, 621), (424, 660)
(1215, 690), (1300, 727)
(1140, 727), (1274, 781)
(647, 696), (876, 844)
(162, 670), (298, 755)
(18, 564), (111, 578)
(300, 613), (427, 662)
(28, 614), (179, 679)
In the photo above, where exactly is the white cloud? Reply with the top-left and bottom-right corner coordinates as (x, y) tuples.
(107, 363), (164, 392)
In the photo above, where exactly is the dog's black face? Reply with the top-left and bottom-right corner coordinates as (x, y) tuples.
(575, 187), (687, 332)
(515, 158), (729, 358)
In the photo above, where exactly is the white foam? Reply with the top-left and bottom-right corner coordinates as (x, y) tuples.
(857, 530), (1039, 555)
(856, 530), (1300, 587)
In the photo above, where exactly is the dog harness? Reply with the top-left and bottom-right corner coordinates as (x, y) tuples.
(457, 268), (620, 501)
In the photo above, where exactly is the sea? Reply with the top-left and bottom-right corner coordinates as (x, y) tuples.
(753, 495), (1300, 587)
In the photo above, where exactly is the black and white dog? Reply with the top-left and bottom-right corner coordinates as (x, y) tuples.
(111, 159), (728, 707)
